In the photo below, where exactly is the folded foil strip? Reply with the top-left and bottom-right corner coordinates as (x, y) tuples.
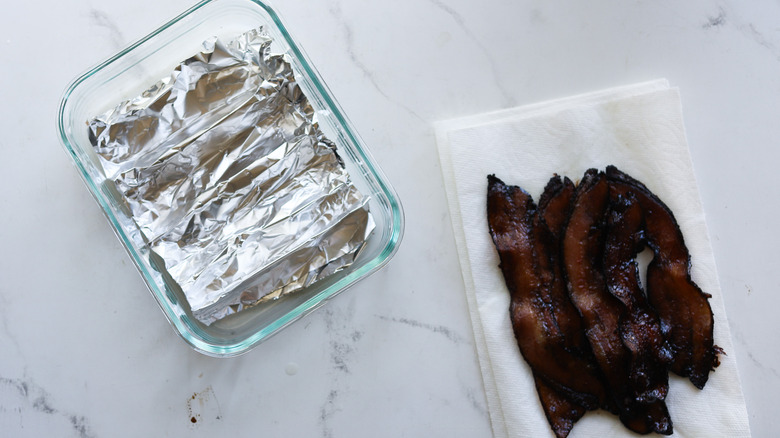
(88, 27), (375, 325)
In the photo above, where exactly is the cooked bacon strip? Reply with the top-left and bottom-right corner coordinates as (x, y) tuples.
(536, 175), (597, 362)
(606, 165), (720, 389)
(562, 169), (672, 435)
(534, 374), (586, 438)
(535, 175), (605, 437)
(603, 191), (671, 403)
(487, 175), (608, 413)
(538, 174), (575, 238)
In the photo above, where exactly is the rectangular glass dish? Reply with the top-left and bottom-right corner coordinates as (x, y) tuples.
(57, 0), (404, 357)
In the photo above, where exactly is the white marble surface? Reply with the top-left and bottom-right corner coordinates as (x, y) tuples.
(0, 0), (778, 436)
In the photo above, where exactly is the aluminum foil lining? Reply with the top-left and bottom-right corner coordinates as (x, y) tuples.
(88, 27), (375, 325)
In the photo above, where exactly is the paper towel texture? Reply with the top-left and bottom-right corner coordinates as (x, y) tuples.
(436, 81), (750, 437)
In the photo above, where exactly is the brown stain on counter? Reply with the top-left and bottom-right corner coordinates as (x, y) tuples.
(186, 385), (222, 427)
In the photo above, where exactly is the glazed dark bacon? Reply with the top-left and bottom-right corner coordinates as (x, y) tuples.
(487, 166), (720, 437)
(603, 190), (671, 403)
(537, 175), (600, 370)
(606, 165), (720, 389)
(563, 170), (671, 435)
(487, 175), (608, 416)
(534, 374), (587, 438)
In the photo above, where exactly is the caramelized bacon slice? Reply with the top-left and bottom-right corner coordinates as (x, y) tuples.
(606, 165), (720, 389)
(536, 175), (596, 361)
(538, 174), (575, 239)
(487, 175), (608, 414)
(534, 374), (586, 438)
(603, 192), (671, 403)
(535, 176), (604, 437)
(562, 169), (672, 435)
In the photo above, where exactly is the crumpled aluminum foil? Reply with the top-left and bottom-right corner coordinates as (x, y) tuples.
(88, 28), (374, 325)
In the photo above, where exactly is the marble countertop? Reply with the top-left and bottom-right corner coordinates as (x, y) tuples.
(1, 0), (778, 436)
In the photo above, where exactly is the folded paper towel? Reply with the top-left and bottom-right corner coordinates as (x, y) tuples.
(435, 80), (750, 437)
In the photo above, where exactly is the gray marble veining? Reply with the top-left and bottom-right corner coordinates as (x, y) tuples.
(3, 0), (779, 436)
(87, 8), (125, 50)
(427, 0), (517, 108)
(0, 377), (95, 438)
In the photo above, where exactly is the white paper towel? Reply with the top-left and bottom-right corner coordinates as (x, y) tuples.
(435, 80), (750, 438)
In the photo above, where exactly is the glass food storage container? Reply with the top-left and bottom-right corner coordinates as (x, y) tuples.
(57, 0), (404, 357)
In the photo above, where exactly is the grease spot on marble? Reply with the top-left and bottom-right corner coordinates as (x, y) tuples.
(0, 376), (95, 437)
(285, 362), (299, 376)
(435, 31), (452, 47)
(186, 385), (223, 428)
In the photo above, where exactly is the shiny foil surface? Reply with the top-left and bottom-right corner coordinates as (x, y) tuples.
(88, 28), (375, 325)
